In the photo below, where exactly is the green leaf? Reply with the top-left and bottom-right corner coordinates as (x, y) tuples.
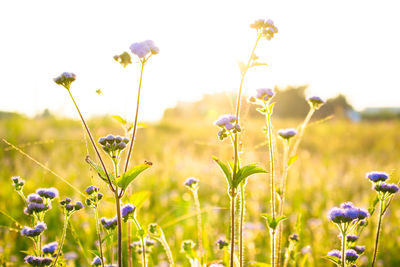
(85, 156), (115, 184)
(116, 162), (152, 190)
(261, 214), (287, 230)
(212, 156), (233, 187)
(267, 102), (276, 114)
(101, 232), (114, 244)
(88, 249), (101, 257)
(287, 155), (298, 167)
(125, 191), (152, 210)
(112, 115), (127, 125)
(368, 196), (380, 216)
(234, 164), (267, 187)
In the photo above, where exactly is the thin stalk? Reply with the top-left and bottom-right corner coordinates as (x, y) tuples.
(239, 182), (245, 267)
(340, 228), (347, 267)
(53, 214), (69, 267)
(192, 190), (203, 258)
(371, 200), (384, 267)
(112, 159), (123, 267)
(265, 109), (276, 267)
(276, 140), (290, 266)
(132, 218), (147, 267)
(123, 61), (145, 173)
(128, 222), (132, 267)
(159, 236), (175, 266)
(94, 206), (105, 267)
(291, 108), (314, 157)
(67, 90), (114, 191)
(110, 232), (114, 265)
(229, 192), (237, 267)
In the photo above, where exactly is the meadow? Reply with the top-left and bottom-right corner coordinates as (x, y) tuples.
(1, 111), (399, 266)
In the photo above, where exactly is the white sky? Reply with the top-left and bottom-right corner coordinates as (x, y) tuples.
(1, 0), (399, 121)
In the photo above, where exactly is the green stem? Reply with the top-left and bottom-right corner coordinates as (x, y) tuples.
(276, 141), (290, 266)
(371, 200), (384, 267)
(159, 235), (175, 267)
(239, 182), (245, 267)
(67, 90), (114, 191)
(53, 214), (69, 267)
(341, 227), (346, 267)
(193, 190), (204, 259)
(291, 108), (314, 157)
(132, 218), (147, 267)
(230, 192), (236, 267)
(265, 110), (276, 267)
(94, 206), (105, 267)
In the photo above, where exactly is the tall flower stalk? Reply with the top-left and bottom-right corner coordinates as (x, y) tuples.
(148, 223), (175, 266)
(366, 171), (399, 267)
(54, 40), (157, 267)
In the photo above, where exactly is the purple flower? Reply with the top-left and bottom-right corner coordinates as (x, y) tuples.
(27, 193), (44, 204)
(216, 239), (229, 250)
(328, 207), (345, 223)
(214, 114), (237, 127)
(351, 245), (365, 254)
(25, 255), (52, 266)
(374, 182), (399, 194)
(130, 40), (159, 59)
(75, 201), (84, 210)
(36, 188), (59, 199)
(121, 203), (136, 221)
(345, 249), (359, 262)
(343, 208), (362, 222)
(307, 96), (325, 109)
(357, 208), (370, 219)
(184, 177), (199, 189)
(42, 242), (58, 254)
(54, 72), (76, 90)
(255, 88), (274, 100)
(327, 249), (341, 259)
(366, 171), (389, 183)
(101, 216), (118, 230)
(24, 202), (49, 215)
(278, 128), (297, 140)
(85, 185), (99, 195)
(21, 222), (47, 237)
(91, 256), (103, 266)
(346, 235), (359, 242)
(340, 202), (354, 209)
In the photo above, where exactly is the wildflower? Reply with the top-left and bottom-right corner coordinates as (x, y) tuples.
(327, 207), (345, 223)
(307, 96), (325, 109)
(121, 203), (136, 221)
(91, 256), (104, 266)
(75, 201), (84, 210)
(100, 216), (118, 231)
(327, 249), (341, 258)
(54, 72), (76, 90)
(214, 114), (240, 140)
(216, 239), (229, 250)
(278, 128), (297, 140)
(24, 255), (53, 266)
(98, 134), (129, 155)
(289, 233), (300, 242)
(351, 245), (366, 254)
(340, 202), (354, 209)
(85, 185), (99, 195)
(345, 249), (359, 262)
(374, 182), (399, 194)
(11, 176), (24, 191)
(129, 40), (159, 59)
(24, 203), (49, 215)
(21, 222), (47, 237)
(60, 198), (84, 214)
(181, 240), (196, 253)
(346, 235), (359, 242)
(42, 242), (58, 255)
(366, 171), (389, 183)
(184, 177), (199, 190)
(27, 193), (44, 203)
(36, 188), (59, 199)
(214, 114), (237, 128)
(250, 18), (278, 40)
(256, 88), (274, 101)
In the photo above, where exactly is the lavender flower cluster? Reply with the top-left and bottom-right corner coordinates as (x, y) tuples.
(130, 40), (159, 59)
(367, 171), (399, 195)
(42, 241), (58, 255)
(85, 185), (103, 207)
(121, 203), (136, 222)
(60, 197), (84, 214)
(24, 255), (52, 266)
(21, 222), (47, 238)
(307, 96), (325, 110)
(214, 114), (241, 140)
(101, 216), (118, 231)
(24, 193), (51, 215)
(184, 177), (199, 191)
(98, 134), (129, 154)
(11, 176), (24, 191)
(328, 202), (369, 224)
(248, 88), (275, 104)
(278, 128), (298, 140)
(53, 72), (76, 90)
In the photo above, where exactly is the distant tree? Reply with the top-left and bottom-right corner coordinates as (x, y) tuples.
(314, 94), (354, 119)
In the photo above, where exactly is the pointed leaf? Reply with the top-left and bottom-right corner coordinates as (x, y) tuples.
(117, 162), (152, 190)
(212, 156), (233, 187)
(112, 115), (127, 125)
(261, 213), (274, 226)
(125, 191), (152, 210)
(287, 155), (298, 167)
(261, 214), (287, 230)
(234, 164), (267, 187)
(85, 156), (115, 184)
(267, 102), (276, 114)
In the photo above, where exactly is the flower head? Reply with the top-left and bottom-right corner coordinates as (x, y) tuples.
(345, 249), (359, 262)
(129, 40), (159, 59)
(60, 198), (84, 214)
(101, 216), (118, 231)
(250, 18), (278, 40)
(25, 255), (52, 266)
(328, 203), (369, 224)
(98, 134), (129, 155)
(307, 96), (325, 109)
(36, 188), (59, 199)
(11, 176), (25, 191)
(346, 234), (359, 242)
(289, 233), (300, 242)
(214, 114), (240, 140)
(278, 128), (297, 140)
(21, 222), (47, 237)
(27, 193), (44, 204)
(327, 249), (341, 259)
(85, 185), (100, 195)
(91, 256), (104, 266)
(216, 239), (229, 250)
(366, 171), (389, 183)
(184, 177), (199, 190)
(42, 242), (58, 255)
(121, 203), (136, 221)
(351, 245), (365, 254)
(328, 207), (345, 223)
(374, 182), (399, 194)
(54, 72), (76, 90)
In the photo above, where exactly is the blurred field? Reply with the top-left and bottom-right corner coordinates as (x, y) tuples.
(1, 112), (400, 266)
